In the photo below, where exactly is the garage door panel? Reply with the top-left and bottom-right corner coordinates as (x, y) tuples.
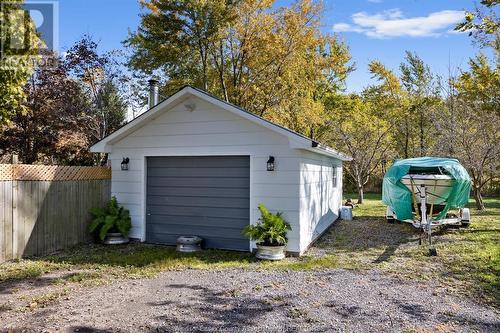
(148, 205), (249, 219)
(148, 156), (250, 168)
(147, 223), (246, 239)
(147, 186), (249, 198)
(146, 233), (248, 251)
(147, 167), (248, 178)
(204, 238), (248, 251)
(146, 233), (178, 246)
(148, 215), (248, 229)
(148, 177), (249, 188)
(147, 195), (249, 208)
(146, 156), (250, 251)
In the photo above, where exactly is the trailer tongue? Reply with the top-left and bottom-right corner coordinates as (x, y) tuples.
(382, 157), (472, 256)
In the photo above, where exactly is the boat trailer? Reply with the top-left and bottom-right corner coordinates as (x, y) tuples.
(386, 184), (470, 256)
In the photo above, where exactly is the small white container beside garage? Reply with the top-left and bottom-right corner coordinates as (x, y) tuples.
(340, 206), (353, 220)
(91, 85), (351, 255)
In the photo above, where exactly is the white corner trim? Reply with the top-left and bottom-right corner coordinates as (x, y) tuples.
(305, 146), (352, 161)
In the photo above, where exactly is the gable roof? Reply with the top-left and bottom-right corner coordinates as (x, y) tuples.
(90, 86), (351, 161)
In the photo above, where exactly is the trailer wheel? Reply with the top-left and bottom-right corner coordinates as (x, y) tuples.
(461, 221), (470, 228)
(429, 248), (437, 256)
(387, 218), (395, 224)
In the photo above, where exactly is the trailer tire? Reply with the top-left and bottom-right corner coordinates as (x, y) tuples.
(429, 248), (437, 256)
(461, 221), (470, 228)
(387, 218), (395, 224)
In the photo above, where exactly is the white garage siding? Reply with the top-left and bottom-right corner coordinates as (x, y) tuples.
(92, 86), (351, 255)
(299, 151), (343, 253)
(108, 96), (304, 253)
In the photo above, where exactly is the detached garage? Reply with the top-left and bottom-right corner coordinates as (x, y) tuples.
(91, 85), (351, 255)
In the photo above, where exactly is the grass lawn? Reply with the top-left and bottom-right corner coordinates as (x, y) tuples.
(0, 193), (498, 305)
(318, 193), (499, 305)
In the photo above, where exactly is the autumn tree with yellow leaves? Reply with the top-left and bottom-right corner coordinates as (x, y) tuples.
(125, 0), (352, 137)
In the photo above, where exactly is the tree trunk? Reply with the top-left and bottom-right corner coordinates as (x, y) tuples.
(420, 110), (424, 156)
(404, 121), (409, 158)
(219, 43), (229, 102)
(357, 185), (364, 204)
(472, 185), (485, 210)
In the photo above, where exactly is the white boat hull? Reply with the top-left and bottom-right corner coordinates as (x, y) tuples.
(400, 174), (454, 205)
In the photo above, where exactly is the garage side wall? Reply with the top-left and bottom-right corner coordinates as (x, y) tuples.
(107, 96), (303, 252)
(299, 151), (343, 253)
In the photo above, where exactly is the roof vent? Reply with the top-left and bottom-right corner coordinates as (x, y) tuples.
(148, 78), (159, 109)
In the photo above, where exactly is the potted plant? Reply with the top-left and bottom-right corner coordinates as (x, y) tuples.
(243, 204), (291, 260)
(89, 196), (132, 245)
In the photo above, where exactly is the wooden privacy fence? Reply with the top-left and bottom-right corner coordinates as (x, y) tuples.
(0, 164), (111, 263)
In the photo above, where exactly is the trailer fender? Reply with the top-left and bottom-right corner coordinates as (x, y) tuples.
(386, 206), (397, 223)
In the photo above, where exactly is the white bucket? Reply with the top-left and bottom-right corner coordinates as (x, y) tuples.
(340, 206), (353, 220)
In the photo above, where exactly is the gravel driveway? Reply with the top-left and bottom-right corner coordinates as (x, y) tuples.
(1, 268), (498, 333)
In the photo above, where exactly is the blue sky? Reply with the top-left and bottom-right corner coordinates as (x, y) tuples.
(54, 0), (477, 92)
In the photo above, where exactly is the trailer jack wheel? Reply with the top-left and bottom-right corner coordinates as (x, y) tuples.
(428, 247), (437, 256)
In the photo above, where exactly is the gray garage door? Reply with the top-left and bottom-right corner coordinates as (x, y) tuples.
(146, 156), (250, 250)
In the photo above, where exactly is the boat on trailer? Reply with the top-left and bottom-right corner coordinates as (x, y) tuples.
(382, 157), (472, 256)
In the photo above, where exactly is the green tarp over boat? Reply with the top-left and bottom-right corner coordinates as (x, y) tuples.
(382, 157), (471, 220)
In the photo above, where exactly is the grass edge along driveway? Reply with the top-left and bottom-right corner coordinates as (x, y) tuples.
(0, 194), (498, 306)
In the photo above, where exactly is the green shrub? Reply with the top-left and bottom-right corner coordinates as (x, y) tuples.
(89, 196), (131, 240)
(243, 204), (291, 246)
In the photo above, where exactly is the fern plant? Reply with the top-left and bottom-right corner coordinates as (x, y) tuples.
(89, 196), (132, 241)
(243, 204), (291, 246)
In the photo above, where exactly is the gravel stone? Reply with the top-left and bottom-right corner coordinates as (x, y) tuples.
(0, 268), (498, 332)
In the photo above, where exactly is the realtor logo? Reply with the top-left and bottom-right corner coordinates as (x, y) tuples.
(0, 0), (58, 68)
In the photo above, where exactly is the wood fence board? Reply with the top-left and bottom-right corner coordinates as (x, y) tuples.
(4, 181), (13, 261)
(0, 164), (111, 181)
(12, 180), (20, 259)
(44, 181), (53, 255)
(36, 182), (45, 255)
(0, 182), (12, 262)
(0, 182), (5, 261)
(25, 182), (37, 256)
(0, 165), (111, 262)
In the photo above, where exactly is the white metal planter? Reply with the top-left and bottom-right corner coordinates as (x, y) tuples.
(176, 235), (203, 253)
(103, 232), (129, 245)
(255, 244), (286, 260)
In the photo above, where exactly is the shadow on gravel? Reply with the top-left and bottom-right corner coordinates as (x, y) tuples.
(149, 283), (291, 332)
(393, 299), (500, 331)
(147, 300), (175, 307)
(0, 275), (62, 295)
(442, 313), (500, 331)
(395, 301), (431, 320)
(70, 327), (114, 333)
(324, 301), (361, 318)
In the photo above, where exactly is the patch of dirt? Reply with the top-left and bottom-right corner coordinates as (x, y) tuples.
(0, 268), (498, 332)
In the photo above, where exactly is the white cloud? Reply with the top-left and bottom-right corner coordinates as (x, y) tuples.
(331, 23), (365, 33)
(332, 9), (465, 38)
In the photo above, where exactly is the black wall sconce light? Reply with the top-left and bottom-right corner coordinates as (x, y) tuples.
(266, 156), (275, 171)
(121, 157), (130, 171)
